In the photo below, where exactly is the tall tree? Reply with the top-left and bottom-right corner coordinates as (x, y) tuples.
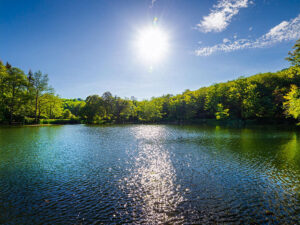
(4, 66), (28, 124)
(38, 93), (63, 119)
(114, 97), (130, 122)
(32, 71), (50, 123)
(0, 61), (8, 122)
(283, 85), (300, 121)
(82, 95), (105, 123)
(286, 39), (300, 67)
(102, 91), (114, 118)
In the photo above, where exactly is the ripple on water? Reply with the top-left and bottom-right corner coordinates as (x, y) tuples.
(0, 125), (299, 224)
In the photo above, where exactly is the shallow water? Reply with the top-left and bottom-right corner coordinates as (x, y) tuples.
(0, 124), (299, 224)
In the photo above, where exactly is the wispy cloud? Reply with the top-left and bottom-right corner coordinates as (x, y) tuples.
(150, 0), (157, 8)
(195, 14), (300, 56)
(196, 0), (252, 33)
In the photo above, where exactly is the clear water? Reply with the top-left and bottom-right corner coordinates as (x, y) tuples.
(0, 124), (299, 224)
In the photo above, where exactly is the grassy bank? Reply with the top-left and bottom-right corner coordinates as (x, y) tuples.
(22, 117), (82, 125)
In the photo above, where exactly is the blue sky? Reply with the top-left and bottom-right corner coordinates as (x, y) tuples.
(0, 0), (299, 99)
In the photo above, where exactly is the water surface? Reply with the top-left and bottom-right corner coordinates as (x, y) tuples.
(0, 125), (299, 224)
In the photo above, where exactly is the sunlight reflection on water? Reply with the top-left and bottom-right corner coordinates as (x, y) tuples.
(121, 126), (185, 224)
(0, 125), (299, 224)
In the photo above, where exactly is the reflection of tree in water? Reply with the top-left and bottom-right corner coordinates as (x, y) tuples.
(160, 125), (300, 223)
(176, 125), (300, 172)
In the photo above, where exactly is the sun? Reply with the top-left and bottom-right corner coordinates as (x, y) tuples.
(135, 26), (169, 64)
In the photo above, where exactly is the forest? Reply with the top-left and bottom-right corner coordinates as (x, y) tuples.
(0, 39), (300, 125)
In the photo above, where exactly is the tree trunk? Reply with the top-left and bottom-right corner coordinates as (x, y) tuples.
(35, 91), (39, 123)
(38, 100), (41, 122)
(50, 104), (52, 119)
(9, 105), (13, 125)
(9, 86), (15, 125)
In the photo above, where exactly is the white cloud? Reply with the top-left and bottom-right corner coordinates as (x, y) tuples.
(150, 0), (157, 8)
(249, 26), (253, 31)
(195, 14), (300, 56)
(196, 0), (251, 33)
(223, 38), (230, 43)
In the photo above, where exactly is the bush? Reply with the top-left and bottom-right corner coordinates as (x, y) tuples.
(39, 118), (81, 124)
(24, 117), (35, 124)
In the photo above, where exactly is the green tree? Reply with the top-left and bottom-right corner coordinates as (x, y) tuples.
(0, 61), (8, 122)
(215, 104), (229, 120)
(32, 71), (50, 123)
(102, 91), (114, 119)
(63, 99), (85, 117)
(136, 100), (162, 122)
(227, 78), (247, 118)
(82, 95), (105, 123)
(39, 93), (63, 119)
(283, 85), (300, 121)
(4, 65), (28, 124)
(286, 39), (300, 66)
(63, 109), (72, 119)
(114, 97), (131, 122)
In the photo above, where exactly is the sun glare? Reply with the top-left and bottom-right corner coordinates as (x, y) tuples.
(136, 26), (169, 64)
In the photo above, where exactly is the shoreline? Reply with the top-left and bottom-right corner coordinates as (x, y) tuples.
(1, 118), (298, 129)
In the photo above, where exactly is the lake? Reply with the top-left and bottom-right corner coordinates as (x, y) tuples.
(0, 124), (299, 224)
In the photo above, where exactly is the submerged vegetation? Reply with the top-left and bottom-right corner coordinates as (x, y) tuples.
(1, 39), (300, 125)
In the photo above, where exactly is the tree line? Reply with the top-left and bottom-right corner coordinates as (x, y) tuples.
(0, 39), (300, 125)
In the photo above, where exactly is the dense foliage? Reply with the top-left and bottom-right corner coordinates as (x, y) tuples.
(1, 39), (300, 125)
(0, 63), (61, 124)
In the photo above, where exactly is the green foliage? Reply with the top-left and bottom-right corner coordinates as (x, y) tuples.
(63, 109), (73, 119)
(39, 93), (63, 119)
(0, 63), (64, 124)
(1, 64), (300, 125)
(31, 71), (51, 123)
(286, 39), (300, 66)
(81, 95), (105, 123)
(40, 118), (80, 124)
(24, 117), (35, 124)
(215, 104), (229, 120)
(81, 94), (133, 124)
(63, 99), (85, 117)
(136, 99), (162, 122)
(283, 85), (300, 120)
(0, 64), (29, 123)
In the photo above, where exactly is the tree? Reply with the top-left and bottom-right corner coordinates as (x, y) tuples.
(63, 99), (85, 117)
(286, 39), (300, 66)
(136, 100), (162, 122)
(0, 61), (8, 122)
(39, 93), (63, 119)
(227, 78), (247, 118)
(63, 109), (72, 119)
(215, 104), (229, 120)
(102, 91), (114, 118)
(205, 84), (229, 118)
(283, 85), (300, 121)
(32, 71), (50, 123)
(82, 95), (105, 123)
(4, 66), (28, 124)
(114, 97), (131, 122)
